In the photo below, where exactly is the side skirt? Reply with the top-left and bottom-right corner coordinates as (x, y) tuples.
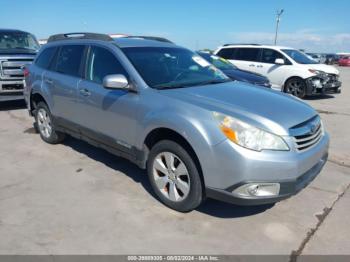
(54, 117), (147, 169)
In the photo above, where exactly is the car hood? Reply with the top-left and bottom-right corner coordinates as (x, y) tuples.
(306, 63), (339, 75)
(161, 82), (317, 136)
(223, 69), (269, 84)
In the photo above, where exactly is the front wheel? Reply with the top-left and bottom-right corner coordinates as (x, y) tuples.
(147, 140), (203, 212)
(284, 78), (307, 99)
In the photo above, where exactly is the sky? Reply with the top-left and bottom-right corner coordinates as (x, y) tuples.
(2, 0), (350, 52)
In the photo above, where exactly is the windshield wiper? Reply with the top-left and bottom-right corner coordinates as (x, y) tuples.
(12, 47), (37, 51)
(195, 79), (232, 86)
(154, 83), (187, 90)
(154, 79), (231, 90)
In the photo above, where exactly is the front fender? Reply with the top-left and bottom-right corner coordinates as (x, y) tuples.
(138, 109), (227, 186)
(139, 110), (225, 149)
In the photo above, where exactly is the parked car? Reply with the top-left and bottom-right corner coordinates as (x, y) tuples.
(325, 54), (339, 65)
(338, 56), (350, 66)
(306, 53), (326, 64)
(24, 33), (329, 212)
(0, 29), (40, 102)
(196, 51), (271, 88)
(215, 44), (341, 98)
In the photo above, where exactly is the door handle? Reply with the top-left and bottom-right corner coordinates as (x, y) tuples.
(79, 88), (91, 97)
(249, 64), (255, 67)
(45, 78), (53, 84)
(257, 65), (263, 68)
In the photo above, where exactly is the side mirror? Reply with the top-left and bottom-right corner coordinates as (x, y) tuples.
(103, 74), (129, 90)
(275, 58), (285, 65)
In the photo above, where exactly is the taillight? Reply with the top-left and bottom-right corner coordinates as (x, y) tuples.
(23, 68), (30, 77)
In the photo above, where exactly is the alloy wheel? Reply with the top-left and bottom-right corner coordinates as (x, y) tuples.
(286, 79), (305, 97)
(152, 152), (191, 202)
(37, 108), (52, 138)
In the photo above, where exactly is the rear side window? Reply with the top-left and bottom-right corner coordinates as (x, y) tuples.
(86, 46), (127, 84)
(35, 47), (56, 69)
(216, 48), (235, 59)
(261, 49), (290, 64)
(55, 45), (85, 77)
(233, 48), (261, 62)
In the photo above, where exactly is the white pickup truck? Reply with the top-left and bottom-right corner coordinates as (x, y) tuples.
(0, 29), (39, 101)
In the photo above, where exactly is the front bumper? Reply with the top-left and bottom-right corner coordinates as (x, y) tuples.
(306, 76), (342, 95)
(201, 132), (329, 206)
(206, 152), (328, 205)
(0, 80), (24, 95)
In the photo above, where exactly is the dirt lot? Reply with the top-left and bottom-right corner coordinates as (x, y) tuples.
(0, 67), (349, 259)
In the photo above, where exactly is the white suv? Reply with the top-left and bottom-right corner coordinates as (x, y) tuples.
(214, 44), (341, 98)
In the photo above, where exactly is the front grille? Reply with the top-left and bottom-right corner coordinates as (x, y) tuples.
(2, 84), (24, 91)
(291, 116), (324, 152)
(0, 57), (34, 80)
(325, 73), (338, 84)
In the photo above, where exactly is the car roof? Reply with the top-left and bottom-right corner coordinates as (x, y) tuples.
(113, 37), (178, 48)
(44, 36), (180, 49)
(0, 28), (31, 34)
(218, 44), (292, 50)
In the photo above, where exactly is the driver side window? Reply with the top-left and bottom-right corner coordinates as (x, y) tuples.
(86, 46), (127, 84)
(261, 49), (291, 65)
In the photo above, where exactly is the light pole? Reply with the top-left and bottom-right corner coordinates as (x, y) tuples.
(274, 9), (284, 45)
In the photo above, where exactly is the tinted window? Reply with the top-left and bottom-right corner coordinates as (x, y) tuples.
(86, 46), (127, 84)
(282, 49), (318, 64)
(233, 48), (261, 62)
(55, 45), (85, 77)
(216, 48), (234, 59)
(35, 47), (56, 69)
(261, 49), (290, 64)
(0, 31), (40, 51)
(123, 47), (229, 89)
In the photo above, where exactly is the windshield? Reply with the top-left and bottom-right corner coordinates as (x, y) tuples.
(199, 53), (237, 70)
(0, 32), (40, 51)
(282, 49), (318, 64)
(122, 47), (230, 89)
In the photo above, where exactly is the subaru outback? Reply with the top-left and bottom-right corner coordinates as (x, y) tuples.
(24, 33), (329, 212)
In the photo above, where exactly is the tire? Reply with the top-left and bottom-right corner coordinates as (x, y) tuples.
(35, 102), (66, 144)
(147, 140), (203, 212)
(284, 77), (307, 99)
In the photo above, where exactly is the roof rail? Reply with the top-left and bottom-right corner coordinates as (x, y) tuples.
(223, 43), (261, 46)
(125, 35), (174, 43)
(47, 32), (113, 43)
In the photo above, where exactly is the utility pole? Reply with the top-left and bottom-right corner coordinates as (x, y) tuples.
(274, 9), (284, 45)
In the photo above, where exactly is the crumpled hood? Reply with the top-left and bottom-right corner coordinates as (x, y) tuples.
(307, 64), (339, 75)
(161, 81), (317, 135)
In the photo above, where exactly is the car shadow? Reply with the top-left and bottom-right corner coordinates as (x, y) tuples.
(304, 94), (335, 100)
(197, 199), (274, 218)
(62, 136), (154, 193)
(0, 100), (26, 111)
(62, 136), (272, 218)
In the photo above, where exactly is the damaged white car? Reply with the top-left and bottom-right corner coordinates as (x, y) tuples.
(215, 44), (341, 98)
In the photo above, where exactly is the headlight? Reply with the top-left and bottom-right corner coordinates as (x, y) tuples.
(213, 112), (289, 151)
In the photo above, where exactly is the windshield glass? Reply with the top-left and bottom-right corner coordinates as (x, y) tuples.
(122, 47), (229, 89)
(282, 49), (318, 64)
(0, 32), (40, 51)
(199, 53), (237, 70)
